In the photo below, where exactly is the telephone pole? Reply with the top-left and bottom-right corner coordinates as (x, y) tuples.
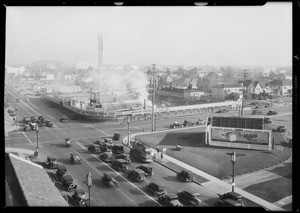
(240, 69), (248, 117)
(151, 64), (156, 132)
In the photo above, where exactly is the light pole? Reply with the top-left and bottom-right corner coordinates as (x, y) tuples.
(35, 125), (39, 157)
(15, 105), (18, 131)
(226, 151), (246, 192)
(127, 116), (131, 147)
(86, 172), (92, 206)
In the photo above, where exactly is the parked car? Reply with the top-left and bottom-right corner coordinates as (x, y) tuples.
(88, 144), (102, 154)
(252, 109), (263, 115)
(113, 132), (120, 140)
(114, 153), (131, 164)
(55, 164), (67, 180)
(218, 192), (245, 207)
(31, 116), (37, 123)
(23, 124), (31, 132)
(59, 116), (68, 123)
(45, 120), (54, 127)
(127, 169), (145, 182)
(158, 194), (183, 207)
(183, 120), (195, 127)
(65, 138), (72, 147)
(72, 189), (88, 207)
(146, 181), (167, 196)
(61, 174), (77, 191)
(111, 159), (128, 171)
(70, 152), (81, 164)
(177, 190), (202, 206)
(216, 109), (229, 113)
(29, 122), (38, 131)
(170, 122), (183, 128)
(45, 156), (59, 169)
(136, 164), (153, 176)
(23, 116), (31, 124)
(267, 110), (278, 116)
(196, 119), (206, 125)
(177, 170), (194, 182)
(264, 117), (271, 124)
(99, 151), (114, 162)
(94, 139), (105, 147)
(104, 138), (113, 143)
(101, 143), (114, 153)
(112, 144), (124, 154)
(272, 125), (286, 133)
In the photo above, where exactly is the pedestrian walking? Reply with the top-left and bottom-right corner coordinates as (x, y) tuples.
(156, 146), (160, 153)
(161, 152), (163, 158)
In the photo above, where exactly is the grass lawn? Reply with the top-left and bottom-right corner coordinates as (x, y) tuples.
(243, 176), (292, 203)
(137, 127), (291, 179)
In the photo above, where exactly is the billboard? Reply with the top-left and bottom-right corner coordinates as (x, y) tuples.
(211, 116), (264, 130)
(211, 127), (269, 144)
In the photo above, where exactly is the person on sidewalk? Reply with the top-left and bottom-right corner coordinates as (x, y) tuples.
(161, 152), (163, 159)
(156, 146), (160, 153)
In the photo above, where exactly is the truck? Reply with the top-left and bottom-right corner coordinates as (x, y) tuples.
(130, 141), (154, 163)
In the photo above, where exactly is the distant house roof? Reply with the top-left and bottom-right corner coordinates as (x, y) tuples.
(238, 80), (252, 87)
(269, 79), (283, 86)
(253, 81), (261, 88)
(7, 153), (68, 206)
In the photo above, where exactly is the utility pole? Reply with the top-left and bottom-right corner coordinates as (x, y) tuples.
(127, 116), (131, 147)
(240, 69), (248, 117)
(151, 64), (156, 132)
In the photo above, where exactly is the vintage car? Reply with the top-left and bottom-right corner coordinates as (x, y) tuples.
(177, 170), (195, 182)
(61, 174), (77, 191)
(59, 116), (68, 123)
(23, 124), (31, 132)
(267, 110), (278, 116)
(115, 153), (131, 164)
(88, 144), (102, 154)
(29, 122), (38, 131)
(136, 164), (153, 176)
(113, 132), (120, 140)
(272, 125), (286, 133)
(264, 117), (271, 124)
(127, 169), (145, 182)
(177, 190), (202, 206)
(183, 120), (194, 127)
(158, 194), (183, 207)
(112, 144), (124, 154)
(99, 151), (114, 162)
(101, 143), (114, 153)
(23, 117), (31, 124)
(46, 156), (59, 169)
(94, 139), (105, 146)
(102, 173), (119, 187)
(70, 152), (81, 164)
(216, 108), (229, 113)
(72, 189), (88, 207)
(45, 120), (54, 127)
(31, 116), (38, 123)
(65, 138), (72, 147)
(104, 138), (113, 143)
(146, 181), (167, 196)
(55, 164), (67, 179)
(170, 122), (183, 128)
(218, 192), (245, 207)
(111, 159), (128, 171)
(195, 119), (206, 125)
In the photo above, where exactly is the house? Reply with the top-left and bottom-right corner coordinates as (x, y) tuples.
(183, 89), (205, 99)
(238, 80), (254, 94)
(253, 81), (263, 94)
(212, 84), (244, 99)
(40, 73), (55, 80)
(285, 75), (292, 80)
(266, 79), (292, 95)
(172, 77), (198, 89)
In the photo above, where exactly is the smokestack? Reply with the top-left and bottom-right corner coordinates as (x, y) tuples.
(98, 33), (103, 72)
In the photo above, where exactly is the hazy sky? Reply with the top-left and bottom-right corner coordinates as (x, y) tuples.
(6, 2), (292, 67)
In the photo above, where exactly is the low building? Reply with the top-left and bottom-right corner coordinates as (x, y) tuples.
(51, 85), (82, 93)
(238, 80), (254, 94)
(172, 77), (198, 89)
(212, 84), (243, 99)
(253, 81), (264, 94)
(183, 89), (205, 99)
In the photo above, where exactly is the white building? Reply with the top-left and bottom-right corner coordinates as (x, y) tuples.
(51, 85), (82, 93)
(6, 66), (26, 75)
(212, 84), (243, 99)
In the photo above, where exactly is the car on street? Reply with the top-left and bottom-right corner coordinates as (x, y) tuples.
(146, 181), (167, 196)
(216, 108), (229, 113)
(113, 132), (120, 140)
(267, 110), (278, 116)
(170, 122), (183, 128)
(158, 194), (183, 207)
(70, 152), (81, 164)
(177, 190), (202, 206)
(112, 144), (124, 154)
(88, 144), (102, 154)
(59, 116), (68, 123)
(72, 189), (88, 207)
(99, 151), (113, 162)
(114, 153), (131, 164)
(136, 164), (153, 176)
(46, 156), (59, 169)
(65, 138), (72, 147)
(218, 192), (245, 207)
(183, 120), (195, 127)
(111, 159), (128, 171)
(127, 169), (145, 182)
(177, 170), (194, 182)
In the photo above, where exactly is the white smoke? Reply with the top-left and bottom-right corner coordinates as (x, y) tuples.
(91, 69), (149, 106)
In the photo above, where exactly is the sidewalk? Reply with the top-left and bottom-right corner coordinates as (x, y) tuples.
(122, 133), (285, 211)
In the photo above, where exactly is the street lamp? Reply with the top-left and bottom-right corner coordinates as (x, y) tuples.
(127, 116), (131, 147)
(15, 105), (18, 131)
(34, 125), (39, 157)
(86, 172), (92, 206)
(226, 151), (246, 192)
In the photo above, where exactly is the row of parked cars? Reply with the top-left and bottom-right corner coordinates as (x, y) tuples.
(170, 119), (206, 128)
(22, 115), (54, 131)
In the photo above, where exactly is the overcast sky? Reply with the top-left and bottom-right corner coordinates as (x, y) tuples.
(6, 2), (292, 67)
